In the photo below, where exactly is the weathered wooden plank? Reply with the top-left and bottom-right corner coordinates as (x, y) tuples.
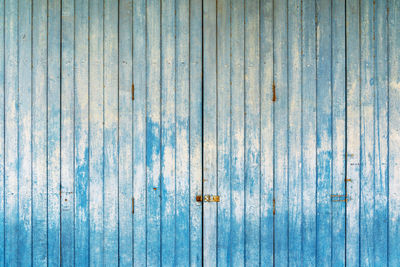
(32, 0), (48, 264)
(175, 0), (190, 265)
(61, 0), (75, 264)
(388, 0), (400, 265)
(74, 0), (89, 264)
(133, 0), (147, 264)
(4, 0), (19, 265)
(216, 0), (231, 265)
(18, 0), (32, 264)
(0, 0), (5, 264)
(104, 0), (119, 265)
(260, 0), (274, 264)
(161, 0), (176, 264)
(203, 0), (217, 264)
(230, 0), (245, 264)
(346, 0), (361, 265)
(301, 0), (317, 265)
(89, 0), (104, 265)
(360, 0), (375, 265)
(374, 0), (389, 265)
(316, 0), (332, 265)
(244, 0), (260, 265)
(47, 0), (61, 265)
(273, 0), (288, 265)
(331, 0), (346, 265)
(189, 0), (203, 265)
(288, 0), (302, 264)
(118, 0), (133, 265)
(146, 0), (161, 265)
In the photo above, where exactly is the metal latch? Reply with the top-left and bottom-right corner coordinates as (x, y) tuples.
(331, 194), (348, 202)
(196, 195), (220, 202)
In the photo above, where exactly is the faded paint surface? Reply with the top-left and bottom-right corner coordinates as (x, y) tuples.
(0, 0), (399, 266)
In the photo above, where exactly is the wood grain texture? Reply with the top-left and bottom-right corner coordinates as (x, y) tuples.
(0, 1), (398, 266)
(118, 0), (133, 265)
(89, 0), (104, 265)
(18, 0), (32, 265)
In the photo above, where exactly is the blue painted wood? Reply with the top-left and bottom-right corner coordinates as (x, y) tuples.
(360, 0), (375, 265)
(288, 0), (302, 265)
(4, 0), (19, 265)
(118, 0), (133, 265)
(260, 0), (274, 265)
(316, 0), (332, 265)
(374, 0), (389, 265)
(189, 0), (203, 265)
(301, 0), (317, 265)
(175, 0), (191, 265)
(273, 0), (289, 265)
(0, 0), (5, 265)
(61, 0), (75, 265)
(146, 0), (161, 265)
(1, 1), (400, 266)
(32, 0), (48, 265)
(89, 0), (104, 265)
(203, 0), (218, 265)
(47, 0), (61, 265)
(104, 0), (119, 265)
(133, 0), (147, 264)
(161, 0), (176, 264)
(74, 0), (89, 264)
(244, 0), (261, 266)
(230, 0), (245, 265)
(18, 0), (32, 265)
(388, 0), (400, 266)
(346, 0), (361, 265)
(331, 0), (346, 265)
(216, 0), (231, 265)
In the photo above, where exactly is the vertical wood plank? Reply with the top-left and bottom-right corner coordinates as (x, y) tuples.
(0, 0), (5, 264)
(133, 0), (147, 264)
(203, 0), (217, 264)
(260, 0), (274, 265)
(47, 0), (61, 265)
(175, 0), (190, 265)
(316, 0), (332, 265)
(4, 0), (19, 265)
(104, 0), (119, 265)
(230, 0), (245, 264)
(61, 0), (75, 264)
(301, 0), (317, 265)
(216, 0), (231, 265)
(118, 0), (133, 265)
(273, 0), (288, 265)
(287, 0), (302, 264)
(189, 0), (203, 265)
(32, 0), (48, 265)
(388, 0), (400, 265)
(331, 0), (346, 265)
(244, 0), (260, 265)
(18, 0), (32, 264)
(346, 0), (361, 265)
(360, 0), (375, 265)
(146, 0), (161, 265)
(89, 0), (104, 265)
(161, 0), (176, 263)
(74, 0), (89, 264)
(374, 0), (389, 265)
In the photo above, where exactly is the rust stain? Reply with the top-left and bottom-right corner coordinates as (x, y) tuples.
(272, 82), (277, 102)
(132, 83), (135, 100)
(273, 199), (276, 215)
